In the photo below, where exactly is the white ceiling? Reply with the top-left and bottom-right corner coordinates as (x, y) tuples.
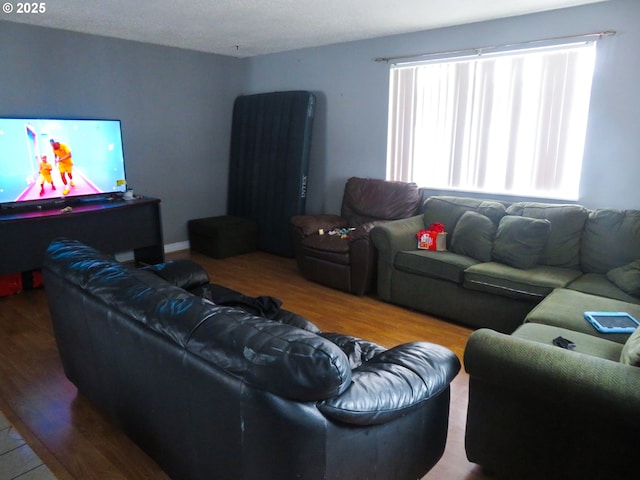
(3, 0), (610, 57)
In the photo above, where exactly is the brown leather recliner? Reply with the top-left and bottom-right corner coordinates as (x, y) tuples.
(291, 177), (423, 295)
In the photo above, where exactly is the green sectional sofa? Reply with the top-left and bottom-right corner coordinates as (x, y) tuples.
(464, 261), (640, 478)
(464, 322), (640, 479)
(372, 194), (640, 478)
(371, 195), (640, 334)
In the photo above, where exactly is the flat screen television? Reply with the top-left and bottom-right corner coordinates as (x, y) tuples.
(0, 117), (127, 209)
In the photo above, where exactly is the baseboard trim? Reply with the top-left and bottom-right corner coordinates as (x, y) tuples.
(165, 241), (190, 253)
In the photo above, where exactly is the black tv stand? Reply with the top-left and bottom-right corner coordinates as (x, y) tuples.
(0, 196), (164, 275)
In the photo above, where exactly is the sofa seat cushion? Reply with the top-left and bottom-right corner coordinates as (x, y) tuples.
(463, 263), (581, 300)
(301, 234), (350, 264)
(512, 322), (623, 363)
(395, 250), (479, 284)
(525, 288), (640, 344)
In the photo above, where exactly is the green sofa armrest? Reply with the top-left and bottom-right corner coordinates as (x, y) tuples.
(464, 328), (640, 426)
(371, 215), (425, 300)
(371, 214), (425, 255)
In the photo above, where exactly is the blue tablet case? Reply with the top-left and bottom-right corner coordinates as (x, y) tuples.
(584, 311), (640, 333)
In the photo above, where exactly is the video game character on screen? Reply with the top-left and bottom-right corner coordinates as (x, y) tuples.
(38, 155), (56, 196)
(50, 139), (74, 195)
(2, 117), (127, 204)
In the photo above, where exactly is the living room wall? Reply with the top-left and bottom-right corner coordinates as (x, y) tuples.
(0, 21), (245, 246)
(1, 0), (638, 250)
(243, 0), (640, 215)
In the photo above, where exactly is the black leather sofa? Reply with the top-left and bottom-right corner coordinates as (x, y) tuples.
(42, 238), (460, 480)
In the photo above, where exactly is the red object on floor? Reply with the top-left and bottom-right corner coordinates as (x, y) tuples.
(0, 273), (22, 296)
(0, 270), (43, 297)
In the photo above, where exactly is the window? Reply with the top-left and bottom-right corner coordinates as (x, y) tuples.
(386, 41), (597, 200)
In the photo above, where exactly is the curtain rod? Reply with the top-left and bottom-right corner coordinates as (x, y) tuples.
(374, 30), (616, 64)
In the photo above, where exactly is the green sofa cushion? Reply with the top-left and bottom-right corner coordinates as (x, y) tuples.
(395, 250), (478, 284)
(569, 273), (640, 304)
(464, 262), (581, 300)
(506, 202), (588, 269)
(607, 259), (640, 298)
(422, 196), (506, 249)
(620, 327), (640, 366)
(450, 211), (496, 262)
(581, 209), (640, 274)
(513, 322), (624, 363)
(525, 288), (640, 344)
(492, 216), (551, 269)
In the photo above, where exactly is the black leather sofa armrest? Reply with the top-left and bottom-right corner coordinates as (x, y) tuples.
(143, 259), (210, 291)
(291, 214), (347, 236)
(318, 342), (460, 425)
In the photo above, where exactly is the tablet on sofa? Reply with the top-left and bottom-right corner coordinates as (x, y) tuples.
(584, 311), (640, 334)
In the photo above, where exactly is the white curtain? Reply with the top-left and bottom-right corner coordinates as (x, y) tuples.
(387, 42), (596, 200)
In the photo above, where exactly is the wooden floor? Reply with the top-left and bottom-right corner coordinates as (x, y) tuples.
(0, 249), (491, 480)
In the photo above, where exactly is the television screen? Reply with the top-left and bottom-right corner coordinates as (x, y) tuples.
(0, 117), (127, 207)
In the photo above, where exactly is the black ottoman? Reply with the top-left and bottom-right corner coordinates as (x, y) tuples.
(188, 215), (257, 259)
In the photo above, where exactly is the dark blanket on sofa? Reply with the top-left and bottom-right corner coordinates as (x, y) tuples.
(195, 283), (283, 318)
